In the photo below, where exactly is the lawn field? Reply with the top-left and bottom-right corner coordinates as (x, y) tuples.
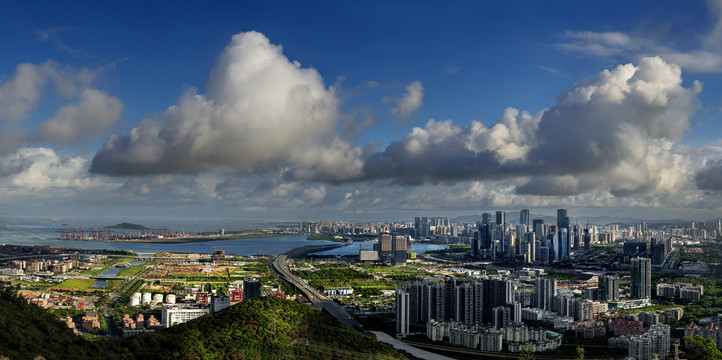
(117, 266), (144, 277)
(54, 278), (97, 291)
(82, 266), (111, 276)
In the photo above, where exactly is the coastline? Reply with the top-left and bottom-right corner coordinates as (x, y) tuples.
(54, 232), (302, 244)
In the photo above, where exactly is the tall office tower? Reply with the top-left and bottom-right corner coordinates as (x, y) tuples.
(421, 217), (429, 237)
(375, 233), (394, 263)
(481, 278), (513, 324)
(414, 217), (421, 237)
(393, 235), (408, 251)
(520, 209), (530, 227)
(378, 233), (393, 251)
(583, 228), (592, 250)
(572, 223), (580, 249)
(395, 288), (410, 335)
(526, 232), (536, 263)
(392, 235), (408, 265)
(599, 274), (620, 302)
(480, 222), (492, 252)
(533, 219), (544, 244)
(547, 225), (558, 262)
(472, 225), (481, 258)
(496, 210), (506, 227)
(535, 278), (557, 310)
(534, 240), (542, 262)
(243, 278), (261, 300)
(508, 232), (516, 259)
(557, 208), (568, 228)
(630, 257), (652, 300)
(482, 212), (493, 225)
(558, 228), (569, 260)
(495, 223), (506, 256)
(557, 209), (570, 248)
(516, 224), (526, 243)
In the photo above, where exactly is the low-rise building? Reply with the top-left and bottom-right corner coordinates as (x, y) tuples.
(685, 322), (722, 349)
(161, 304), (210, 327)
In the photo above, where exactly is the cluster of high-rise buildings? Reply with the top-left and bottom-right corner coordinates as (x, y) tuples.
(394, 275), (581, 352)
(468, 209), (595, 263)
(300, 221), (399, 235)
(395, 256), (658, 353)
(360, 233), (410, 265)
(609, 324), (671, 360)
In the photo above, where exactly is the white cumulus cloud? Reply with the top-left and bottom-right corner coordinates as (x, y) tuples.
(391, 80), (424, 118)
(91, 31), (362, 181)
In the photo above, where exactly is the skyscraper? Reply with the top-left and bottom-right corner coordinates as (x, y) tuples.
(630, 257), (651, 300)
(556, 209), (568, 227)
(495, 211), (506, 227)
(495, 211), (506, 256)
(535, 278), (557, 310)
(557, 209), (570, 258)
(392, 235), (408, 265)
(559, 228), (569, 260)
(533, 219), (544, 244)
(519, 209), (530, 227)
(599, 274), (619, 302)
(395, 288), (409, 335)
(482, 212), (492, 225)
(547, 225), (558, 261)
(481, 278), (513, 323)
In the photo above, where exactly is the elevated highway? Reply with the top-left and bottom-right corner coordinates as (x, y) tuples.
(270, 239), (363, 330)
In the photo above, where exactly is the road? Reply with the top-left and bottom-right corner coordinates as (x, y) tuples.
(371, 332), (454, 360)
(270, 240), (363, 330)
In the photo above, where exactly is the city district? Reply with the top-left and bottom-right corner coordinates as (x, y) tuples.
(2, 209), (722, 360)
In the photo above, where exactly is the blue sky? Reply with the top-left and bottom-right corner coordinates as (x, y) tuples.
(1, 0), (722, 222)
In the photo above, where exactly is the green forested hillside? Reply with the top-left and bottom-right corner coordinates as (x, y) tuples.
(0, 285), (407, 360)
(0, 285), (111, 360)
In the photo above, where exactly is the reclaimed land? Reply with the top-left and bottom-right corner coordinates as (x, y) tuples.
(68, 232), (300, 244)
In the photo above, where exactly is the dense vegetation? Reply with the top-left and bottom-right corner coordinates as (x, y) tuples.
(105, 223), (149, 230)
(685, 335), (722, 359)
(307, 233), (339, 241)
(0, 284), (407, 360)
(0, 285), (109, 360)
(653, 275), (722, 323)
(121, 296), (405, 359)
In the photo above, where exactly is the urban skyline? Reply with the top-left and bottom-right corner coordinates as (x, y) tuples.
(3, 1), (722, 221)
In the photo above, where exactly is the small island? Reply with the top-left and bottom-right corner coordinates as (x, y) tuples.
(104, 222), (149, 230)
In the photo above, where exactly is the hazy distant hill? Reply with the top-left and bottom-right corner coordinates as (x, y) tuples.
(104, 222), (148, 230)
(0, 285), (407, 360)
